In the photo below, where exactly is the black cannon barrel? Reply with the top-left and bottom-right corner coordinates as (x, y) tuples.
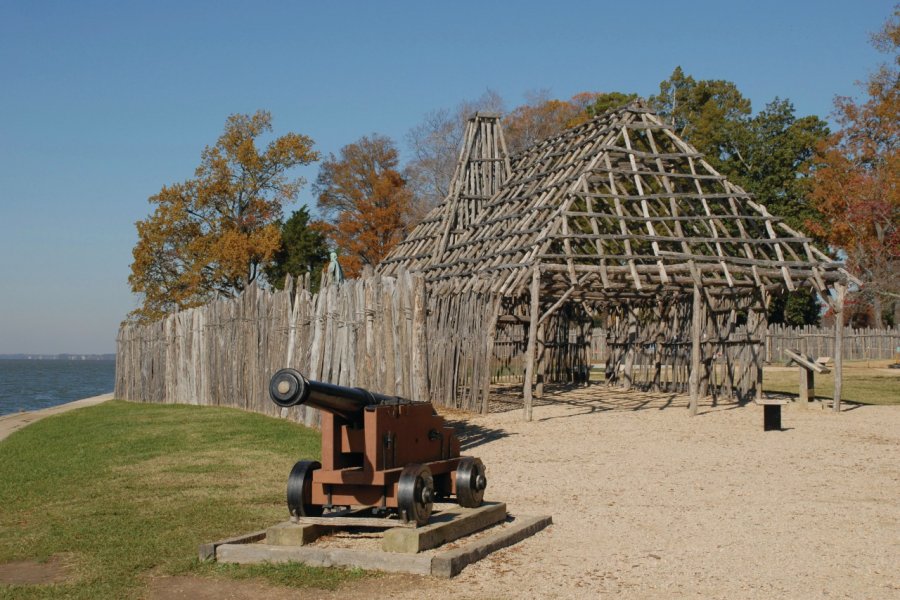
(269, 368), (402, 422)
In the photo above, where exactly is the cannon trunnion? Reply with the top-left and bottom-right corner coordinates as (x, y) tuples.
(270, 368), (487, 526)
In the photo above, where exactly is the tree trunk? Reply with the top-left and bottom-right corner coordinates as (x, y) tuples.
(871, 293), (884, 328)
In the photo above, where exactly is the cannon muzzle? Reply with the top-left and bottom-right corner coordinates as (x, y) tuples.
(269, 368), (399, 422)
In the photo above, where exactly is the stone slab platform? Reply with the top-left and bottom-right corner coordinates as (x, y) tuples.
(198, 529), (267, 562)
(266, 502), (507, 553)
(383, 501), (507, 553)
(212, 512), (552, 578)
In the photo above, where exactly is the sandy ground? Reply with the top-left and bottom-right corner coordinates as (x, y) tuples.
(425, 388), (900, 600)
(0, 393), (113, 441)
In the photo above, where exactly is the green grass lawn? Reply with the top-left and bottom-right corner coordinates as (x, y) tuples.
(0, 401), (368, 599)
(763, 360), (900, 405)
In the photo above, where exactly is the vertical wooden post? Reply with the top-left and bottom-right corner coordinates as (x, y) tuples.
(481, 297), (501, 415)
(798, 366), (810, 405)
(581, 318), (591, 387)
(807, 370), (815, 403)
(689, 286), (702, 416)
(833, 282), (846, 413)
(523, 268), (540, 421)
(411, 275), (429, 402)
(536, 321), (546, 398)
(622, 308), (637, 391)
(699, 295), (713, 398)
(281, 277), (298, 419)
(753, 292), (767, 403)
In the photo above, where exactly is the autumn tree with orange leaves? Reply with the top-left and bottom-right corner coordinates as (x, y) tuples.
(314, 135), (414, 278)
(502, 91), (641, 154)
(502, 91), (606, 154)
(129, 111), (318, 322)
(810, 7), (900, 326)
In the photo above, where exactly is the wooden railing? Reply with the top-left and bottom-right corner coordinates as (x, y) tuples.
(590, 325), (900, 363)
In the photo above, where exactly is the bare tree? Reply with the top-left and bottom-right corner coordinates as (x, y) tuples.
(405, 90), (505, 213)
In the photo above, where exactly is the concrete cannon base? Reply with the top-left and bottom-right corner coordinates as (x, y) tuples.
(201, 502), (551, 578)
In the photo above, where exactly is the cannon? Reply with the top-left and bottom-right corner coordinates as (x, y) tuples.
(269, 368), (487, 526)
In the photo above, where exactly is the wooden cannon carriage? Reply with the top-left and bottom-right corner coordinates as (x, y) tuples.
(269, 368), (487, 526)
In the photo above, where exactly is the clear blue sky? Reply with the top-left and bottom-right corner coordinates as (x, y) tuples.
(0, 0), (889, 354)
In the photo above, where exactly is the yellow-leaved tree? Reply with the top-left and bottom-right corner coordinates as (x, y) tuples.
(129, 110), (318, 322)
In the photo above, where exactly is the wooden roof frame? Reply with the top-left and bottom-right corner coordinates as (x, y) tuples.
(381, 102), (853, 305)
(380, 112), (511, 277)
(381, 102), (858, 415)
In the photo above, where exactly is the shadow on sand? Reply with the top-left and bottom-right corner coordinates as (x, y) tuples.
(443, 418), (516, 451)
(485, 382), (756, 421)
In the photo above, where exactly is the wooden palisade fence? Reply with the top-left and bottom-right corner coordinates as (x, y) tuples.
(763, 324), (900, 363)
(115, 271), (500, 424)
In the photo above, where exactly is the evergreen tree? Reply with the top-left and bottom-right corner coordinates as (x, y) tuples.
(265, 206), (330, 292)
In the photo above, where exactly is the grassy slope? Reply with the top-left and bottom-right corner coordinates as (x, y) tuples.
(0, 401), (366, 599)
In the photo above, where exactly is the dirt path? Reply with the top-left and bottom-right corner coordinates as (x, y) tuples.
(0, 393), (112, 442)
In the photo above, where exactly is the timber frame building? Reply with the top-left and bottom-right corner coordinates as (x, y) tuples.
(380, 103), (854, 419)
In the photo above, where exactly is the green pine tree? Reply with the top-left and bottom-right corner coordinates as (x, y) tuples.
(266, 206), (330, 292)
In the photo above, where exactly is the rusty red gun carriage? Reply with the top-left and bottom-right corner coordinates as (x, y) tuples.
(269, 368), (487, 526)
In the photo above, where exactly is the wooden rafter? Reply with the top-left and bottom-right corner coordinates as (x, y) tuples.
(379, 102), (849, 302)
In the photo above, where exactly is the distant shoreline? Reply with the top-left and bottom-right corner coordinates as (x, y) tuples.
(0, 393), (114, 441)
(0, 354), (115, 361)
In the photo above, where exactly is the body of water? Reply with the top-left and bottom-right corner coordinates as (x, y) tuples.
(0, 360), (115, 416)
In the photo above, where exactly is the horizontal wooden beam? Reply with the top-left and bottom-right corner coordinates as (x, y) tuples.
(549, 232), (814, 245)
(564, 210), (773, 222)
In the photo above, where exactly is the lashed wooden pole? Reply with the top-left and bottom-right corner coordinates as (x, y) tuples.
(281, 275), (297, 418)
(833, 282), (846, 413)
(523, 268), (540, 421)
(480, 296), (502, 415)
(689, 286), (702, 416)
(411, 275), (428, 402)
(756, 290), (768, 402)
(535, 321), (546, 399)
(622, 308), (637, 391)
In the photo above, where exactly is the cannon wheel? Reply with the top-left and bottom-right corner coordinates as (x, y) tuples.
(397, 464), (434, 526)
(287, 460), (323, 518)
(456, 457), (487, 508)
